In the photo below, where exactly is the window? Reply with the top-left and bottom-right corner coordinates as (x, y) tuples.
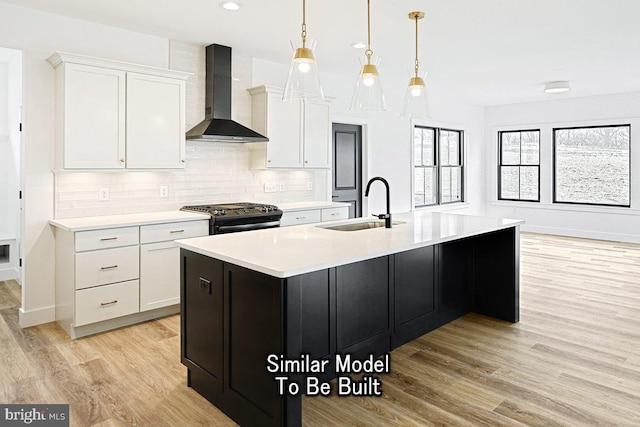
(414, 126), (463, 207)
(498, 130), (540, 201)
(554, 125), (630, 207)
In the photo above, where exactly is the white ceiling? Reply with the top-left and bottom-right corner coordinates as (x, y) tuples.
(4, 0), (640, 106)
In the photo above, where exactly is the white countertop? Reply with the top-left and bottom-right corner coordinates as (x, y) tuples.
(277, 201), (351, 212)
(176, 211), (524, 278)
(49, 210), (209, 232)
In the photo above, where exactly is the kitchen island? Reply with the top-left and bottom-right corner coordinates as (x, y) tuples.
(176, 211), (523, 427)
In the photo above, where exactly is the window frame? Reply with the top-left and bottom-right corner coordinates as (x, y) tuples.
(552, 124), (631, 208)
(413, 125), (464, 208)
(497, 129), (541, 203)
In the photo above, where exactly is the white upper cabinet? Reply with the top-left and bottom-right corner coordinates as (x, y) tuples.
(248, 85), (330, 169)
(126, 73), (186, 168)
(48, 52), (189, 170)
(59, 63), (126, 169)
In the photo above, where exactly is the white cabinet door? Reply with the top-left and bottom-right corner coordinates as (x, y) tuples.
(139, 241), (180, 312)
(63, 63), (126, 169)
(125, 72), (186, 169)
(266, 94), (302, 168)
(302, 101), (330, 168)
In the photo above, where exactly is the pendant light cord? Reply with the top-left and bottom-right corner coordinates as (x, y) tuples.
(414, 14), (419, 78)
(301, 0), (307, 47)
(365, 0), (373, 64)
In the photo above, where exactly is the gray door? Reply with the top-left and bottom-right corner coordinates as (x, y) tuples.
(332, 123), (362, 218)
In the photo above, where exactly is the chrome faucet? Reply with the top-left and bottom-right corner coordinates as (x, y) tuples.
(364, 176), (392, 228)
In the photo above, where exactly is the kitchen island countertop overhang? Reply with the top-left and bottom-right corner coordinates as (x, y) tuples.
(175, 211), (524, 278)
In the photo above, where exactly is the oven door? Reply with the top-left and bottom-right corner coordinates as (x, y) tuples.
(214, 220), (280, 234)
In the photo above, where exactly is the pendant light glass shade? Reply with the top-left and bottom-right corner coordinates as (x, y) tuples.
(351, 55), (385, 110)
(283, 0), (324, 101)
(350, 0), (385, 111)
(401, 11), (431, 118)
(401, 72), (431, 118)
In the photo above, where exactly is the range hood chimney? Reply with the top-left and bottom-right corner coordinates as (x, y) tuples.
(186, 44), (268, 142)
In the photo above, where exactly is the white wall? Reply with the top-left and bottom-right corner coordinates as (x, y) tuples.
(485, 92), (640, 243)
(0, 62), (8, 232)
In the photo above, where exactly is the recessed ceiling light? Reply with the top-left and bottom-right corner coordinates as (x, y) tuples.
(544, 81), (571, 94)
(351, 42), (366, 49)
(219, 1), (241, 11)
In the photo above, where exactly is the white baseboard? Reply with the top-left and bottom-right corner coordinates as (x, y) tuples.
(0, 267), (19, 281)
(522, 225), (640, 244)
(19, 305), (56, 328)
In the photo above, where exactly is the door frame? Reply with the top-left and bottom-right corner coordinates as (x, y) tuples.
(329, 115), (372, 216)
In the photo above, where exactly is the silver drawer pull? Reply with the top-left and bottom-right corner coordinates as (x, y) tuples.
(170, 229), (185, 234)
(100, 265), (118, 270)
(100, 300), (118, 306)
(148, 246), (175, 253)
(331, 213), (340, 216)
(296, 216), (306, 220)
(100, 237), (118, 241)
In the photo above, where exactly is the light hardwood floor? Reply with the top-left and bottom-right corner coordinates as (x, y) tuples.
(1, 232), (639, 426)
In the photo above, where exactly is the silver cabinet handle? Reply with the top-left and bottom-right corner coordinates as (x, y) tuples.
(100, 300), (118, 306)
(147, 246), (175, 253)
(296, 216), (306, 220)
(100, 237), (118, 241)
(100, 265), (118, 270)
(170, 229), (185, 234)
(331, 213), (340, 216)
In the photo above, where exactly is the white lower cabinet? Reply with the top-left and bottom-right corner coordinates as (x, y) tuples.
(54, 217), (208, 338)
(139, 241), (180, 312)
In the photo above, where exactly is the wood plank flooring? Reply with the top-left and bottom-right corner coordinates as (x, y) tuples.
(1, 232), (640, 426)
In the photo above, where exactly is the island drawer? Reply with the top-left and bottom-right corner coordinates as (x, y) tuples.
(75, 245), (140, 290)
(75, 226), (139, 252)
(280, 209), (322, 226)
(140, 220), (209, 244)
(74, 279), (140, 326)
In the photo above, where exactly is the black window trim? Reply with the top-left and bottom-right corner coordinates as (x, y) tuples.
(552, 124), (631, 208)
(414, 125), (464, 208)
(497, 129), (541, 203)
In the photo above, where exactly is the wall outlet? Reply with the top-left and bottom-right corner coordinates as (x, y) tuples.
(264, 183), (278, 193)
(307, 182), (313, 191)
(99, 188), (110, 201)
(279, 182), (285, 192)
(159, 185), (169, 198)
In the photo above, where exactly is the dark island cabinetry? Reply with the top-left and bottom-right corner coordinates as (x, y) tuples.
(181, 226), (519, 427)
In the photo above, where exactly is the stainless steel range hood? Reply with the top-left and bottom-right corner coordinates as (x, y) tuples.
(186, 44), (268, 142)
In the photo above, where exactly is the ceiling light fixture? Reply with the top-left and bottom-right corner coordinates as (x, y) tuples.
(544, 81), (571, 94)
(219, 1), (241, 11)
(351, 42), (366, 49)
(401, 11), (430, 119)
(283, 0), (324, 101)
(350, 0), (385, 111)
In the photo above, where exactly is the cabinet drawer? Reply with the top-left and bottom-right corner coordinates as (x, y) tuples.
(75, 226), (139, 252)
(321, 207), (349, 222)
(75, 245), (139, 290)
(280, 209), (321, 226)
(75, 279), (140, 326)
(140, 220), (209, 244)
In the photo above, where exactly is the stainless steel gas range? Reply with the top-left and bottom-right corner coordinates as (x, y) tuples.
(180, 202), (282, 234)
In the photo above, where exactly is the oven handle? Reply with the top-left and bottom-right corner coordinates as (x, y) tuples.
(216, 221), (281, 234)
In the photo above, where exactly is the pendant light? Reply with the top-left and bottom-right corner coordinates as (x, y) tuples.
(283, 0), (324, 102)
(350, 0), (385, 111)
(401, 11), (431, 119)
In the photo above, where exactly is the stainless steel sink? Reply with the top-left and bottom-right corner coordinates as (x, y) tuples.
(319, 220), (405, 231)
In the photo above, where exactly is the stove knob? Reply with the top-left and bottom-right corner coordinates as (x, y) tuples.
(213, 210), (219, 215)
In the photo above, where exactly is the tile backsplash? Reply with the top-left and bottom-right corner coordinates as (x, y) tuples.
(54, 141), (320, 219)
